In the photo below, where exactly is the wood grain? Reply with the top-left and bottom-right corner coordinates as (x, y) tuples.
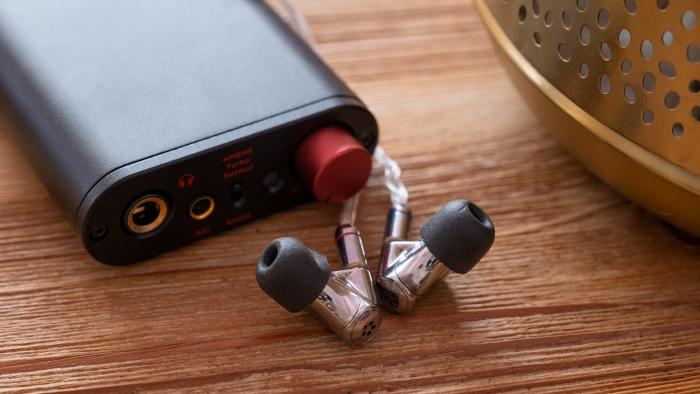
(1, 0), (700, 392)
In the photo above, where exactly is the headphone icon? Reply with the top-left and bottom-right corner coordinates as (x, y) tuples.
(178, 173), (195, 189)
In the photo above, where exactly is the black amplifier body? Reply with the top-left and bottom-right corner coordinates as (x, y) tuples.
(0, 0), (378, 265)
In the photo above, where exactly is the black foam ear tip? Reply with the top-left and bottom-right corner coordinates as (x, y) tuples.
(256, 237), (330, 313)
(420, 200), (495, 274)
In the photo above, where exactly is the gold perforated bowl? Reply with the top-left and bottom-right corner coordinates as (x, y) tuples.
(477, 0), (700, 236)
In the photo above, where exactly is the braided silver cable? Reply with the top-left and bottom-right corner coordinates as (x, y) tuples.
(373, 146), (409, 208)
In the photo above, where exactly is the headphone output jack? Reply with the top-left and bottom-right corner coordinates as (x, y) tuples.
(189, 195), (216, 221)
(125, 194), (170, 235)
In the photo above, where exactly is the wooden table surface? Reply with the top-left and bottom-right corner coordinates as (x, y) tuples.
(2, 0), (700, 392)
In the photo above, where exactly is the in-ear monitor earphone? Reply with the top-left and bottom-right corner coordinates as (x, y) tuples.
(257, 231), (382, 345)
(377, 200), (495, 313)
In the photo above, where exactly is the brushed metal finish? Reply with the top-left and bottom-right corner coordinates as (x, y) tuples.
(478, 0), (700, 237)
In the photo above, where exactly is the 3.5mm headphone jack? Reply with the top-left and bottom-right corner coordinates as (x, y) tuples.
(189, 195), (216, 221)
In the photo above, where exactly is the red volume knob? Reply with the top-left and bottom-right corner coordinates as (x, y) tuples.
(294, 126), (372, 204)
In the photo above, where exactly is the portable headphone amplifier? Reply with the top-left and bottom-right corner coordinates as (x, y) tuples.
(0, 0), (378, 265)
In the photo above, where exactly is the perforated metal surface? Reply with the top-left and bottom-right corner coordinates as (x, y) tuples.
(484, 0), (699, 174)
